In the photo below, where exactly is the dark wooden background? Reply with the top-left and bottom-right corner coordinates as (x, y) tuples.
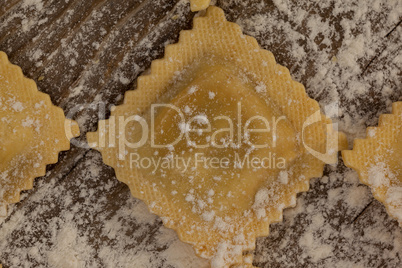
(0, 0), (401, 267)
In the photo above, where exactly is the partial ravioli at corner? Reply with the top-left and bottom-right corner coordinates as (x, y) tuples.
(343, 102), (402, 227)
(0, 51), (80, 216)
(190, 0), (211, 11)
(87, 6), (346, 268)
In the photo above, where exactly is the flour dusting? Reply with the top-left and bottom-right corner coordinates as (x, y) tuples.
(0, 0), (401, 267)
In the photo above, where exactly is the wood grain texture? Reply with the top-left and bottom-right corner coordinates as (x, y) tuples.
(0, 0), (401, 267)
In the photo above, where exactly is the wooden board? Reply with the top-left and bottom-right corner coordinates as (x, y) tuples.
(0, 0), (401, 267)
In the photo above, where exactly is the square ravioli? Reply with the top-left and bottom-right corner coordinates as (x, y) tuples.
(0, 51), (80, 217)
(343, 102), (402, 227)
(87, 6), (346, 267)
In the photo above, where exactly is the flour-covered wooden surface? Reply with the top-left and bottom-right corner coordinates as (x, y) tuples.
(0, 0), (401, 267)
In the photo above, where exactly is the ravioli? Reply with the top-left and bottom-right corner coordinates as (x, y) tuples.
(87, 7), (346, 267)
(190, 0), (211, 11)
(0, 51), (79, 217)
(343, 102), (402, 227)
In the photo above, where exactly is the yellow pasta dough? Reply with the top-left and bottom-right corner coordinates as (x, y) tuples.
(0, 51), (80, 216)
(343, 102), (402, 227)
(190, 0), (211, 11)
(87, 6), (346, 267)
